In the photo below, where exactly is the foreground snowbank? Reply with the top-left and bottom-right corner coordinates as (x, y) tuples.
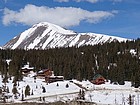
(0, 75), (140, 105)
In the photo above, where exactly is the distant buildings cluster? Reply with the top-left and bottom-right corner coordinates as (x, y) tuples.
(21, 62), (105, 85)
(21, 62), (64, 83)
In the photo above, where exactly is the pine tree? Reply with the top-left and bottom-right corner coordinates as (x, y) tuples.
(78, 89), (85, 100)
(66, 83), (69, 88)
(81, 89), (85, 100)
(25, 85), (30, 97)
(12, 86), (18, 99)
(21, 89), (24, 101)
(42, 86), (46, 93)
(0, 88), (2, 94)
(128, 94), (134, 105)
(7, 86), (9, 93)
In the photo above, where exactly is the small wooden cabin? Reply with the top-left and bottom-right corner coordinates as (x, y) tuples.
(37, 69), (53, 78)
(21, 62), (34, 74)
(91, 74), (105, 85)
(45, 76), (64, 83)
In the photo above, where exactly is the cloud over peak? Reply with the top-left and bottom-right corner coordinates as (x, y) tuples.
(54, 0), (123, 3)
(55, 0), (99, 3)
(54, 0), (69, 2)
(2, 4), (116, 27)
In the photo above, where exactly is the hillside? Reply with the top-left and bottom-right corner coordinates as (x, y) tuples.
(0, 38), (140, 104)
(1, 39), (140, 87)
(3, 22), (128, 50)
(0, 74), (139, 105)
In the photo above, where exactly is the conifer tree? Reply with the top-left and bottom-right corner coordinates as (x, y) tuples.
(7, 86), (9, 93)
(128, 94), (134, 105)
(12, 86), (18, 99)
(21, 89), (24, 101)
(0, 88), (2, 94)
(66, 83), (69, 88)
(56, 83), (59, 86)
(25, 85), (30, 97)
(42, 86), (46, 93)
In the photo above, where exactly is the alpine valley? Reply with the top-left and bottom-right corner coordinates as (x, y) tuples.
(1, 22), (140, 105)
(3, 22), (128, 50)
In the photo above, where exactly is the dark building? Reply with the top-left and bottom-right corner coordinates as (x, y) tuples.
(91, 74), (105, 85)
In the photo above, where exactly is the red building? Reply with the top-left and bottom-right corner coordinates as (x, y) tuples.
(36, 69), (64, 83)
(91, 74), (105, 85)
(36, 69), (53, 78)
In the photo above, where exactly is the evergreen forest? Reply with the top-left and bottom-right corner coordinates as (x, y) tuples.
(0, 39), (140, 87)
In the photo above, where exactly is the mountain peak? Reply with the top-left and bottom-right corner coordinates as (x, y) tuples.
(3, 22), (129, 50)
(32, 22), (75, 35)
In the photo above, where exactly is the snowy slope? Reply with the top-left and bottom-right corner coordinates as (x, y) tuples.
(3, 22), (129, 50)
(0, 74), (140, 105)
(0, 74), (81, 103)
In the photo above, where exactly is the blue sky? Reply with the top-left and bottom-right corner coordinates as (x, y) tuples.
(0, 0), (140, 46)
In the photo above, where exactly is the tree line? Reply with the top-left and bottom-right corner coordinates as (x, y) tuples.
(0, 38), (140, 87)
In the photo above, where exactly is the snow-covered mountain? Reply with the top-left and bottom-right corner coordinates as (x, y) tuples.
(3, 22), (128, 50)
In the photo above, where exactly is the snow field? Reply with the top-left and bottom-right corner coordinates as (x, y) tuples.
(0, 75), (140, 104)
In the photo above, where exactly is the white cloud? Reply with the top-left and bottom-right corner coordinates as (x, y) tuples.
(4, 0), (7, 3)
(111, 0), (122, 2)
(0, 9), (3, 12)
(54, 0), (69, 2)
(55, 0), (100, 3)
(54, 0), (123, 3)
(74, 0), (99, 3)
(2, 4), (116, 27)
